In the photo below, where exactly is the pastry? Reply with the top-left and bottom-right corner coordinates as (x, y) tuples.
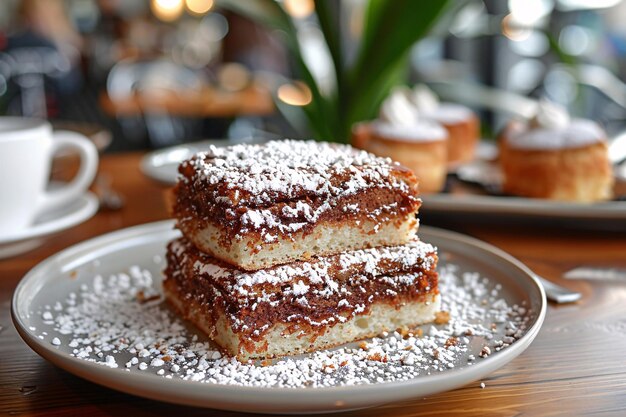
(412, 84), (480, 166)
(351, 88), (449, 193)
(172, 140), (421, 271)
(499, 99), (613, 202)
(163, 237), (440, 360)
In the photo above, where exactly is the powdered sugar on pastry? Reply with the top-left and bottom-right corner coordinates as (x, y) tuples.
(506, 118), (605, 150)
(506, 100), (605, 150)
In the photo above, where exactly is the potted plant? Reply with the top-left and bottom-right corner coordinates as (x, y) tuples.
(218, 0), (452, 142)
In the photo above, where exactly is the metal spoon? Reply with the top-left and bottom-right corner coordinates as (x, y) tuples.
(93, 174), (125, 211)
(535, 275), (582, 304)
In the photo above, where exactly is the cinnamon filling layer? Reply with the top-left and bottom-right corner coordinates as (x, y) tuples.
(164, 238), (439, 341)
(174, 183), (420, 244)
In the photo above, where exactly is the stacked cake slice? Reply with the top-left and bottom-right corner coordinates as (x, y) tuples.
(163, 140), (440, 360)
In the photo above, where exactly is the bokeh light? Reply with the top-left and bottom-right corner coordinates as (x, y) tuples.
(277, 81), (312, 106)
(283, 0), (315, 19)
(559, 25), (592, 56)
(501, 14), (531, 41)
(509, 30), (549, 57)
(185, 0), (213, 16)
(218, 63), (251, 92)
(508, 0), (553, 25)
(151, 0), (184, 22)
(507, 59), (546, 92)
(558, 0), (621, 10)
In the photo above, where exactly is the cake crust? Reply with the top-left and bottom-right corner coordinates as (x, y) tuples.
(165, 279), (440, 361)
(179, 214), (418, 272)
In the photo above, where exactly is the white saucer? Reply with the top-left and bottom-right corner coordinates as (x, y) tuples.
(0, 192), (99, 258)
(140, 139), (266, 185)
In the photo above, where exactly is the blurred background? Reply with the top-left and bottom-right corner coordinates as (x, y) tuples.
(1, 0), (626, 151)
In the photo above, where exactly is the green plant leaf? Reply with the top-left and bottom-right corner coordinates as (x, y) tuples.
(356, 0), (451, 78)
(545, 31), (577, 66)
(217, 0), (452, 143)
(216, 0), (293, 34)
(348, 0), (453, 123)
(343, 54), (409, 140)
(313, 0), (342, 76)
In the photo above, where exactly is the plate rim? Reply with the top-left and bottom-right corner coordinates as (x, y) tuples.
(0, 192), (99, 244)
(11, 220), (547, 412)
(140, 139), (266, 184)
(423, 192), (626, 220)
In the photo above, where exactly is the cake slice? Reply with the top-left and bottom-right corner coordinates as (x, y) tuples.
(163, 237), (440, 361)
(171, 140), (421, 271)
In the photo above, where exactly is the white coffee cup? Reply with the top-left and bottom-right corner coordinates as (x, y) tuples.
(0, 117), (98, 236)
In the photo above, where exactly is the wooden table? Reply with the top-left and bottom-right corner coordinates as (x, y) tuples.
(100, 84), (275, 118)
(2, 152), (626, 416)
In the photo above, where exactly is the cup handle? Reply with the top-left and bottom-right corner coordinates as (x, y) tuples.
(35, 130), (99, 216)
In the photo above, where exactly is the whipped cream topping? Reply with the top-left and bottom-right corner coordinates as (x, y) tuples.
(411, 85), (474, 124)
(529, 99), (571, 130)
(373, 120), (447, 142)
(506, 99), (605, 150)
(411, 84), (440, 113)
(379, 87), (419, 127)
(375, 87), (447, 142)
(507, 119), (605, 150)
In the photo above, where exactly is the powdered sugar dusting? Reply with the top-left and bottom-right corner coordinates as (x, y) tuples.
(33, 262), (533, 388)
(181, 140), (412, 206)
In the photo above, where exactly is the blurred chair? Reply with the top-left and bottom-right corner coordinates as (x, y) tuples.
(106, 58), (208, 148)
(0, 46), (72, 117)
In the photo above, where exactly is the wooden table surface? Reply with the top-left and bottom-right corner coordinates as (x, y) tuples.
(2, 152), (626, 417)
(99, 84), (274, 118)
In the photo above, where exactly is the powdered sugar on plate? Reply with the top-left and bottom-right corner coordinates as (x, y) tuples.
(33, 261), (532, 388)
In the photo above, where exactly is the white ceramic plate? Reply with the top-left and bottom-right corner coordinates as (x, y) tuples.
(140, 139), (265, 184)
(0, 192), (98, 258)
(434, 159), (626, 223)
(12, 220), (545, 414)
(424, 192), (626, 221)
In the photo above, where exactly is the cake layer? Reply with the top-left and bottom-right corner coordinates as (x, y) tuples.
(177, 207), (418, 271)
(165, 280), (440, 361)
(367, 133), (448, 194)
(173, 140), (421, 270)
(163, 237), (439, 360)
